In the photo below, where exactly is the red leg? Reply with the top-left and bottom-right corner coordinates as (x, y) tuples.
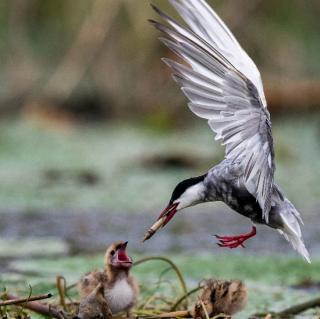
(214, 226), (256, 249)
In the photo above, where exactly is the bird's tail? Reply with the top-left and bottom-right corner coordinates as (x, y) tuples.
(277, 200), (311, 263)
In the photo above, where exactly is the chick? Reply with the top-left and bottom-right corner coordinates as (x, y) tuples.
(78, 241), (139, 318)
(76, 283), (112, 319)
(193, 279), (247, 318)
(155, 279), (247, 319)
(78, 271), (108, 300)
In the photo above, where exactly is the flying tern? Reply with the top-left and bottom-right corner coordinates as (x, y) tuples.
(142, 0), (310, 262)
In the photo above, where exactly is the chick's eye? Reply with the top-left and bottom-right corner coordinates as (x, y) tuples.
(110, 250), (115, 256)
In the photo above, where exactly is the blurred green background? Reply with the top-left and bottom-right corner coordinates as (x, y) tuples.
(0, 1), (320, 317)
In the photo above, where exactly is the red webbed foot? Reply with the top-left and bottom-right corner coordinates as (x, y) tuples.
(214, 226), (257, 249)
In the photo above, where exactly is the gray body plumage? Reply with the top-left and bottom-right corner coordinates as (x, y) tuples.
(204, 158), (291, 227)
(204, 159), (265, 224)
(201, 158), (309, 261)
(151, 0), (310, 262)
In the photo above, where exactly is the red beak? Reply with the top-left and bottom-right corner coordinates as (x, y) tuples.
(157, 202), (179, 227)
(142, 202), (179, 242)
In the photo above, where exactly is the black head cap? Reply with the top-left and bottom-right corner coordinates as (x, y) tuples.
(169, 174), (206, 204)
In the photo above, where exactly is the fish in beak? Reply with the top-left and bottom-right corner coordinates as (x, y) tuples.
(142, 202), (179, 242)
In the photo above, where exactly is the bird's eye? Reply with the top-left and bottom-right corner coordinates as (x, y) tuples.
(110, 250), (115, 256)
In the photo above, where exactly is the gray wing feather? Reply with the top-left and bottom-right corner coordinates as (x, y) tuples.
(168, 0), (267, 107)
(151, 1), (275, 221)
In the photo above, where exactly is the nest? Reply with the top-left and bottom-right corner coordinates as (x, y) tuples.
(1, 256), (318, 319)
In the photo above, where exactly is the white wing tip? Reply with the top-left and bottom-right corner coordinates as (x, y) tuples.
(278, 229), (311, 263)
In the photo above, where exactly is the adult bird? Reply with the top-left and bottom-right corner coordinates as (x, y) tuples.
(142, 0), (310, 262)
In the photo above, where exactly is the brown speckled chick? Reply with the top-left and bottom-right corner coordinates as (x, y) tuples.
(78, 241), (139, 318)
(157, 279), (247, 319)
(76, 283), (112, 319)
(193, 279), (247, 318)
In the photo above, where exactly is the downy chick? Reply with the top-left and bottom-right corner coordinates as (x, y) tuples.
(76, 283), (112, 319)
(78, 241), (139, 318)
(156, 279), (247, 319)
(193, 279), (247, 318)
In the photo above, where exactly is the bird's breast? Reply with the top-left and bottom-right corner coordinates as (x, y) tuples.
(224, 185), (263, 221)
(207, 176), (262, 221)
(205, 164), (264, 222)
(105, 278), (135, 314)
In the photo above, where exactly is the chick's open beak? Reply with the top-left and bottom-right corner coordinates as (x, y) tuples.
(142, 202), (178, 242)
(116, 241), (132, 264)
(121, 241), (128, 248)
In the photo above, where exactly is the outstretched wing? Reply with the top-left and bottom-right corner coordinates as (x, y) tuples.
(151, 0), (275, 221)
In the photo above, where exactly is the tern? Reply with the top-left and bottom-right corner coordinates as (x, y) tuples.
(142, 0), (310, 262)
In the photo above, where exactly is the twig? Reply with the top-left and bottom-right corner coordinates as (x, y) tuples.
(199, 298), (209, 319)
(251, 296), (320, 318)
(134, 256), (188, 307)
(0, 293), (52, 306)
(2, 294), (64, 319)
(277, 296), (320, 316)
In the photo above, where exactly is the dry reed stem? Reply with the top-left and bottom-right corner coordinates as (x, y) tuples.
(134, 256), (189, 308)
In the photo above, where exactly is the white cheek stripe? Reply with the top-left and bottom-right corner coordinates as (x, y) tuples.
(176, 183), (205, 210)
